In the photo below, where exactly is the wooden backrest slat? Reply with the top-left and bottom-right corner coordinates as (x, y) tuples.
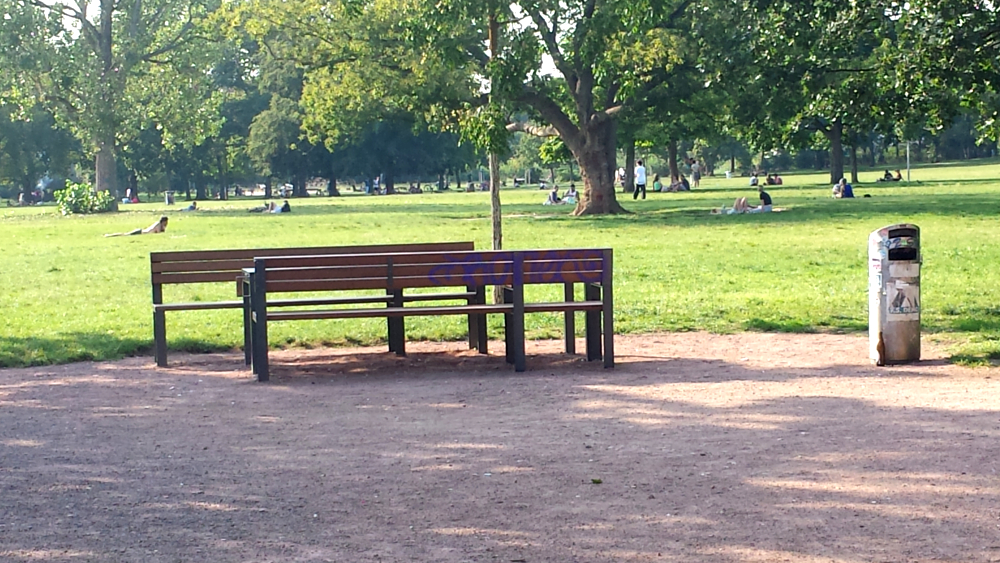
(151, 242), (475, 286)
(153, 271), (246, 285)
(150, 242), (473, 264)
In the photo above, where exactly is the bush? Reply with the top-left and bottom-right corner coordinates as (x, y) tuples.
(54, 182), (116, 215)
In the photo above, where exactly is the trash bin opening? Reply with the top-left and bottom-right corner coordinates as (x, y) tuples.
(888, 227), (917, 238)
(888, 247), (918, 261)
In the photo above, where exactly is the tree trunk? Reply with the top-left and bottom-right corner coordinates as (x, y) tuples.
(567, 160), (575, 182)
(850, 143), (859, 184)
(264, 177), (272, 198)
(384, 169), (395, 194)
(570, 121), (628, 216)
(826, 119), (844, 184)
(95, 141), (118, 201)
(667, 141), (679, 181)
(327, 176), (339, 196)
(730, 154), (736, 174)
(624, 138), (635, 193)
(195, 178), (207, 200)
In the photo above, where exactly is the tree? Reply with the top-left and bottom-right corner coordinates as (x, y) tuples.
(0, 104), (79, 199)
(736, 0), (915, 183)
(0, 0), (223, 197)
(235, 0), (737, 215)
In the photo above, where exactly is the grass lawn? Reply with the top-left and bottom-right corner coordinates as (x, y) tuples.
(1, 160), (999, 367)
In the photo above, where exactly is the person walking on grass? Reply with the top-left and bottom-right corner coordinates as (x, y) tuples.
(633, 159), (647, 200)
(104, 216), (168, 237)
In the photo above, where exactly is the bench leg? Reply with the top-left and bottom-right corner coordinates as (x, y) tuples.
(601, 251), (614, 369)
(502, 286), (514, 364)
(585, 283), (602, 362)
(511, 280), (526, 373)
(470, 286), (488, 354)
(564, 283), (576, 355)
(250, 269), (270, 382)
(153, 310), (167, 367)
(243, 289), (252, 366)
(467, 285), (477, 350)
(389, 290), (406, 356)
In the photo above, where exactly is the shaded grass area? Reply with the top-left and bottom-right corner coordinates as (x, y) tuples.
(1, 160), (999, 367)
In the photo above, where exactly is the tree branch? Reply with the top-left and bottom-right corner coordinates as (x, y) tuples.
(506, 121), (558, 137)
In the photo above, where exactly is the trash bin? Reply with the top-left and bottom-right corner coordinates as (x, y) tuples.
(725, 171), (733, 179)
(165, 191), (175, 205)
(869, 224), (921, 365)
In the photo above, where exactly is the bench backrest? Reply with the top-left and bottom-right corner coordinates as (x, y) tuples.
(254, 248), (611, 294)
(150, 242), (476, 288)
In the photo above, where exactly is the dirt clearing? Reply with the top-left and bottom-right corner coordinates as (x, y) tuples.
(1, 333), (999, 562)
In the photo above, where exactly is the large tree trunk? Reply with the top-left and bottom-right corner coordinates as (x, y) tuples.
(570, 121), (628, 216)
(95, 141), (118, 200)
(264, 177), (272, 198)
(624, 137), (635, 193)
(327, 176), (339, 196)
(826, 118), (845, 184)
(850, 143), (859, 184)
(667, 140), (679, 181)
(195, 178), (207, 200)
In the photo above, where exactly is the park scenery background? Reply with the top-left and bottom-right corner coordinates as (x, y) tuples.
(1, 161), (998, 368)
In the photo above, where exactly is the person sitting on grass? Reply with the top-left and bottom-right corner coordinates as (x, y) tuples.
(105, 216), (168, 237)
(544, 185), (563, 205)
(753, 185), (773, 212)
(878, 169), (894, 182)
(563, 184), (578, 204)
(892, 169), (903, 181)
(832, 178), (854, 198)
(271, 200), (291, 213)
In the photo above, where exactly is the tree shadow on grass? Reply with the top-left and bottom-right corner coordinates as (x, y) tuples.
(0, 333), (236, 368)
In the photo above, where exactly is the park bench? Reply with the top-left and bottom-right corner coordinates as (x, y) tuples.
(243, 248), (614, 381)
(149, 242), (475, 367)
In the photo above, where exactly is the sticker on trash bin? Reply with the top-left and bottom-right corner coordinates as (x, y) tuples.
(887, 280), (919, 319)
(869, 259), (882, 272)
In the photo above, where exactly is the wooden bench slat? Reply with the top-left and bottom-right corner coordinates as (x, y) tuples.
(151, 242), (475, 263)
(267, 303), (511, 322)
(154, 272), (245, 285)
(154, 300), (245, 312)
(524, 301), (604, 312)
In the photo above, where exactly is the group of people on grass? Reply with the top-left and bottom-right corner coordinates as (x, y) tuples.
(248, 200), (292, 213)
(544, 184), (579, 205)
(713, 185), (773, 215)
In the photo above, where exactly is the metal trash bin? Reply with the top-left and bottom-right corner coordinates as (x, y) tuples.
(869, 224), (921, 365)
(165, 191), (175, 205)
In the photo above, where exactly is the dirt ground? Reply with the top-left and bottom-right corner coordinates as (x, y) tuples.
(2, 333), (999, 563)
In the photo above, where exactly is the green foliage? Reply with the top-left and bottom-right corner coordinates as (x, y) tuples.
(1, 160), (1000, 367)
(54, 181), (115, 215)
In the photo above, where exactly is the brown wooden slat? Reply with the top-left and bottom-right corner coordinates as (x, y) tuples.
(523, 300), (604, 312)
(150, 242), (474, 263)
(153, 272), (245, 285)
(268, 295), (391, 307)
(259, 251), (513, 269)
(268, 303), (512, 322)
(264, 264), (390, 282)
(152, 259), (254, 274)
(153, 300), (244, 312)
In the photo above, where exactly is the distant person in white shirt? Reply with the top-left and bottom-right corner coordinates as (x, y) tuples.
(690, 159), (702, 188)
(633, 160), (647, 200)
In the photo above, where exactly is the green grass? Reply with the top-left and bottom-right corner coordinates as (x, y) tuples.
(2, 160), (999, 367)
